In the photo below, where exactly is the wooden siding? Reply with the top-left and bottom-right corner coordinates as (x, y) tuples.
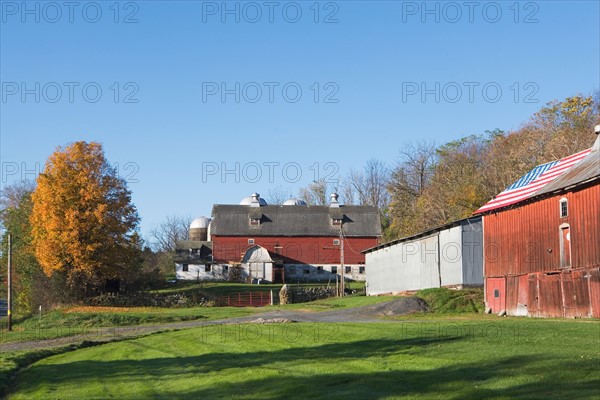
(212, 236), (378, 265)
(483, 182), (600, 277)
(523, 268), (600, 318)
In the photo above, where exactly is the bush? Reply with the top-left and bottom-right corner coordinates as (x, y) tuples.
(416, 288), (484, 314)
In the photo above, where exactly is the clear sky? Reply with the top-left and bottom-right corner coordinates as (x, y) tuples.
(1, 0), (599, 239)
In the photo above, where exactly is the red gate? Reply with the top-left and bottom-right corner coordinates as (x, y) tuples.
(219, 292), (271, 307)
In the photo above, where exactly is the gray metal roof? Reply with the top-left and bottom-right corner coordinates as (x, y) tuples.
(210, 205), (382, 237)
(534, 136), (599, 196)
(174, 241), (213, 264)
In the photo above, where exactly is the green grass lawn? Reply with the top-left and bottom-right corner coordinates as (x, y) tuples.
(5, 318), (599, 399)
(0, 294), (386, 344)
(278, 294), (395, 310)
(0, 306), (258, 344)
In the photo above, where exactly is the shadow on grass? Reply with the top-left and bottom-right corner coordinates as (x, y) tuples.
(9, 334), (600, 399)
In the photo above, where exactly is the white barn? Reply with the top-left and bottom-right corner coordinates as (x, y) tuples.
(364, 217), (483, 295)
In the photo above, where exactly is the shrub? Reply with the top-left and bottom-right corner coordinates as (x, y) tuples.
(416, 288), (484, 314)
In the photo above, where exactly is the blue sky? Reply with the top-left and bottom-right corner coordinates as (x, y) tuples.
(1, 0), (599, 239)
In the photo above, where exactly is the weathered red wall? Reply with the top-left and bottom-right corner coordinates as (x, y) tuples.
(212, 236), (378, 265)
(483, 183), (600, 277)
(483, 182), (600, 318)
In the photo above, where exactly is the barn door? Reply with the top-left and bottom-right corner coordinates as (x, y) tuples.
(486, 277), (506, 314)
(560, 226), (571, 268)
(250, 262), (265, 279)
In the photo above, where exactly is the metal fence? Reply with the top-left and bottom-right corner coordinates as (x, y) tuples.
(218, 291), (273, 307)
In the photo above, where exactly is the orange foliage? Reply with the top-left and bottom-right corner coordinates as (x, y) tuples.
(30, 141), (140, 287)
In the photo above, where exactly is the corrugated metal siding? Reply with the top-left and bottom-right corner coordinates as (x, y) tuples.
(366, 220), (484, 295)
(484, 183), (600, 276)
(366, 233), (441, 295)
(439, 226), (462, 286)
(461, 221), (484, 285)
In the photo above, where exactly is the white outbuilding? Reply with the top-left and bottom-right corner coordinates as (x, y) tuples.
(363, 217), (483, 295)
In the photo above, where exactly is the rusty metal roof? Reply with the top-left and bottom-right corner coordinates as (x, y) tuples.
(534, 136), (600, 196)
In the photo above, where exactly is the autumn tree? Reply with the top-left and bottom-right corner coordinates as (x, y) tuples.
(525, 95), (599, 160)
(30, 141), (142, 296)
(387, 141), (437, 238)
(421, 135), (489, 226)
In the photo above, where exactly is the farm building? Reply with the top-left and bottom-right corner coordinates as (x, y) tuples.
(175, 217), (227, 281)
(177, 193), (382, 283)
(363, 217), (484, 295)
(475, 128), (600, 318)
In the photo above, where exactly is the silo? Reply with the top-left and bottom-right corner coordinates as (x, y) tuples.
(190, 217), (211, 241)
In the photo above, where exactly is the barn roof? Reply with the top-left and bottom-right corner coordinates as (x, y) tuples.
(475, 138), (597, 214)
(210, 204), (381, 237)
(174, 241), (213, 264)
(533, 136), (599, 196)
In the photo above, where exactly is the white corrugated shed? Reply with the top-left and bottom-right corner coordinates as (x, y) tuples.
(364, 217), (483, 295)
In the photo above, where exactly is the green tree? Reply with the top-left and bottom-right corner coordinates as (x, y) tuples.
(0, 181), (47, 314)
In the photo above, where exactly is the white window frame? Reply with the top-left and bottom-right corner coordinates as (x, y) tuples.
(559, 197), (568, 218)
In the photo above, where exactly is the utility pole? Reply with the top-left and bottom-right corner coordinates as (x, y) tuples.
(340, 228), (345, 297)
(7, 234), (13, 331)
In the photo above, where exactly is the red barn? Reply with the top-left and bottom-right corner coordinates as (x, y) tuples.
(476, 130), (600, 318)
(209, 193), (381, 283)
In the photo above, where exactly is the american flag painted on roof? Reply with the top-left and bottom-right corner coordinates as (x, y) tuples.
(475, 148), (592, 213)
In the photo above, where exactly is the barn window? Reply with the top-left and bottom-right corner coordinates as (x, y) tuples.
(317, 266), (324, 274)
(359, 266), (365, 274)
(304, 267), (310, 274)
(345, 266), (352, 274)
(333, 239), (340, 246)
(559, 198), (568, 218)
(222, 265), (229, 273)
(182, 264), (189, 272)
(205, 265), (211, 272)
(331, 266), (338, 274)
(494, 289), (499, 298)
(248, 239), (255, 245)
(250, 218), (260, 226)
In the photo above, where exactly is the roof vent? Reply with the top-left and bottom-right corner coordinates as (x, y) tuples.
(250, 192), (261, 208)
(330, 193), (340, 208)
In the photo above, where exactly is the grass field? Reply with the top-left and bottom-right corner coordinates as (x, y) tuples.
(5, 318), (599, 399)
(0, 295), (388, 344)
(0, 306), (258, 344)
